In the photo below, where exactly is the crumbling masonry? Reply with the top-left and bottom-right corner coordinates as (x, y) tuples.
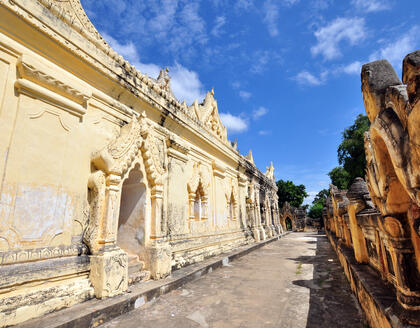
(324, 50), (420, 327)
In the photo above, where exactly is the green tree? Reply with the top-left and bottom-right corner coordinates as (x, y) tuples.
(328, 114), (370, 189)
(301, 204), (309, 211)
(337, 114), (370, 181)
(312, 188), (329, 206)
(328, 166), (351, 189)
(276, 179), (308, 208)
(308, 202), (324, 219)
(308, 189), (329, 219)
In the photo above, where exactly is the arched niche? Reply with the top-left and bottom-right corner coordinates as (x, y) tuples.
(117, 163), (150, 265)
(227, 191), (237, 221)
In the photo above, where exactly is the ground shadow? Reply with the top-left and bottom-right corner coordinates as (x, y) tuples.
(289, 232), (367, 328)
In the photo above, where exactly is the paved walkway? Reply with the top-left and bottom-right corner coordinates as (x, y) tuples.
(101, 233), (366, 328)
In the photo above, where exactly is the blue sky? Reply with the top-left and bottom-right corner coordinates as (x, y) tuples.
(80, 0), (420, 204)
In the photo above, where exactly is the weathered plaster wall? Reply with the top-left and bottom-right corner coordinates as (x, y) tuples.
(0, 0), (282, 326)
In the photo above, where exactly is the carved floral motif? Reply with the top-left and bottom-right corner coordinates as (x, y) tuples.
(188, 90), (228, 143)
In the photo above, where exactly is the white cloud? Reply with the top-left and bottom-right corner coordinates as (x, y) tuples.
(351, 0), (391, 13)
(259, 130), (272, 135)
(369, 26), (420, 68)
(253, 106), (268, 119)
(102, 32), (139, 63)
(92, 1), (207, 61)
(135, 62), (161, 79)
(219, 113), (248, 133)
(311, 0), (332, 10)
(263, 0), (280, 37)
(339, 61), (362, 75)
(250, 50), (279, 74)
(235, 0), (254, 10)
(283, 0), (300, 6)
(239, 90), (252, 100)
(232, 81), (241, 89)
(294, 71), (326, 86)
(304, 191), (318, 205)
(101, 32), (205, 105)
(211, 16), (226, 37)
(311, 17), (366, 60)
(170, 63), (206, 104)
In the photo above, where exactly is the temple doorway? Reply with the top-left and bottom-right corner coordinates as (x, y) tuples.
(285, 217), (292, 231)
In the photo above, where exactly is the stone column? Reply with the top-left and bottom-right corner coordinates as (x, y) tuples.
(347, 202), (369, 263)
(238, 175), (248, 232)
(249, 202), (260, 242)
(89, 173), (128, 299)
(255, 187), (266, 240)
(264, 202), (273, 238)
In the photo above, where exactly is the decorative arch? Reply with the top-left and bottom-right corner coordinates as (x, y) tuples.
(187, 162), (210, 221)
(280, 202), (297, 232)
(117, 163), (149, 265)
(225, 177), (239, 221)
(85, 113), (166, 254)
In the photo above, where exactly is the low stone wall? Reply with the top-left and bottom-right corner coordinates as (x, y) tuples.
(326, 231), (420, 328)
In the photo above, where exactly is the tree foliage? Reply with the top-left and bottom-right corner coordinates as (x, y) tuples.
(312, 188), (329, 205)
(276, 179), (308, 208)
(328, 114), (370, 189)
(328, 166), (351, 190)
(308, 189), (329, 219)
(338, 114), (370, 181)
(308, 202), (324, 219)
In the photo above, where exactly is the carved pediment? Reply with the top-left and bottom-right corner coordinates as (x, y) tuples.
(188, 90), (228, 143)
(38, 0), (105, 45)
(92, 114), (144, 176)
(91, 112), (165, 186)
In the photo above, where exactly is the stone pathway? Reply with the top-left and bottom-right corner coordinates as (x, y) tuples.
(101, 232), (366, 328)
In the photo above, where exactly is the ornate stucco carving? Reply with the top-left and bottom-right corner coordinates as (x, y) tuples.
(91, 112), (165, 187)
(156, 67), (175, 99)
(0, 244), (88, 265)
(225, 177), (239, 204)
(0, 1), (285, 324)
(84, 170), (106, 254)
(187, 162), (210, 196)
(38, 0), (106, 47)
(188, 90), (228, 143)
(265, 162), (275, 182)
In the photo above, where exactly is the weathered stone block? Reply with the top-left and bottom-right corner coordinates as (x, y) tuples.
(90, 248), (128, 298)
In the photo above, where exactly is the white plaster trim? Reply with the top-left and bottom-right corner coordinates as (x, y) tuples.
(167, 147), (189, 163)
(15, 78), (86, 117)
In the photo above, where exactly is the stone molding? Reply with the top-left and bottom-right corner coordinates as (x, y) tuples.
(0, 243), (88, 265)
